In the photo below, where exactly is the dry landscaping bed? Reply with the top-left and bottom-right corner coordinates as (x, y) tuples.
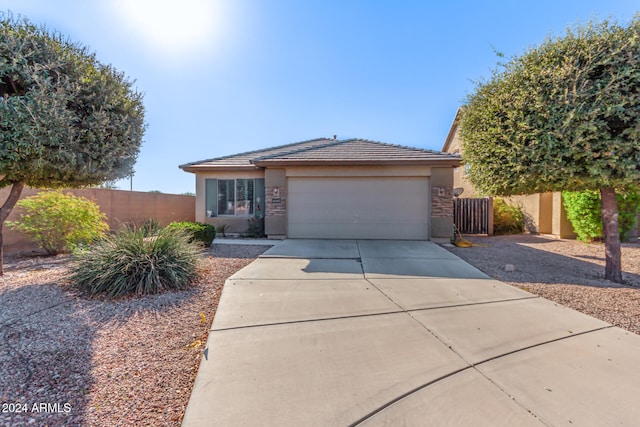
(0, 244), (268, 427)
(446, 234), (640, 335)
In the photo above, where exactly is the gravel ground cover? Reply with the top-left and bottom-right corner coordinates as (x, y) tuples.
(446, 234), (640, 335)
(0, 244), (268, 427)
(3, 236), (640, 425)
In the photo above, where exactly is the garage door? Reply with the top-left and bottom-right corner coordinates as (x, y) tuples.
(287, 177), (430, 239)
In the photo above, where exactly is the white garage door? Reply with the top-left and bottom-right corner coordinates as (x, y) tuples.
(287, 177), (430, 239)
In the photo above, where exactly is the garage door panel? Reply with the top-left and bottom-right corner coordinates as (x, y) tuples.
(287, 177), (430, 240)
(289, 179), (426, 194)
(289, 202), (427, 223)
(288, 222), (426, 240)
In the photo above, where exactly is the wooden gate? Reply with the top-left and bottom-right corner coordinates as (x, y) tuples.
(453, 197), (493, 235)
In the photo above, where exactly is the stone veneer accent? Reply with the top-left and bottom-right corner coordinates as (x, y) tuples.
(431, 186), (454, 217)
(265, 186), (287, 217)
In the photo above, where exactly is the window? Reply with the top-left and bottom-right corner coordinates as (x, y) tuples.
(235, 179), (254, 215)
(205, 178), (265, 217)
(218, 179), (235, 215)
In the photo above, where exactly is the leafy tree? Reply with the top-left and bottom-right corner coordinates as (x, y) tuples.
(90, 181), (118, 190)
(461, 17), (640, 283)
(0, 14), (145, 273)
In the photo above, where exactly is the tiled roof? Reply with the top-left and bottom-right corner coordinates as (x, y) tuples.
(254, 139), (459, 163)
(179, 138), (334, 168)
(180, 138), (460, 170)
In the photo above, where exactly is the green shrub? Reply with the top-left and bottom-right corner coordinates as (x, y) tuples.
(563, 188), (640, 242)
(6, 191), (108, 255)
(71, 227), (200, 297)
(246, 217), (265, 238)
(617, 188), (640, 241)
(493, 198), (524, 235)
(165, 221), (216, 247)
(562, 190), (602, 242)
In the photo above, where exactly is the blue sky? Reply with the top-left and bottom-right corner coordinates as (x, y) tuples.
(3, 1), (638, 194)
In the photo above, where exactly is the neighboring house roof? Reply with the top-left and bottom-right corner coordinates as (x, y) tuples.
(442, 107), (464, 153)
(181, 138), (460, 172)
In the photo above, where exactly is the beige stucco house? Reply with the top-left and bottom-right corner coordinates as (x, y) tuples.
(442, 109), (575, 237)
(180, 138), (460, 240)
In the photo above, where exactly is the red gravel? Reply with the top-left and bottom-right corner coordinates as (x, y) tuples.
(0, 245), (267, 427)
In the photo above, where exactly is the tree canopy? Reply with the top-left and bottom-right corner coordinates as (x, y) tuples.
(0, 14), (145, 188)
(0, 14), (145, 274)
(460, 16), (640, 283)
(460, 17), (640, 196)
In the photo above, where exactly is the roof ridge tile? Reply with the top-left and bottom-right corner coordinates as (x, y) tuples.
(252, 139), (345, 162)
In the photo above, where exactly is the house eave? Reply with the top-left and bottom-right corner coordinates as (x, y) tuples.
(179, 164), (263, 174)
(251, 159), (461, 168)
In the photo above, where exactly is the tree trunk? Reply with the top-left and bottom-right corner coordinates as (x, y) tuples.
(600, 187), (623, 283)
(0, 182), (26, 276)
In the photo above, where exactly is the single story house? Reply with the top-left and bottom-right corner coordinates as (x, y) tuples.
(442, 108), (575, 237)
(180, 138), (460, 240)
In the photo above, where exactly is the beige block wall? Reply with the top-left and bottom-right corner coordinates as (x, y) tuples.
(1, 187), (195, 254)
(552, 192), (576, 238)
(508, 192), (574, 237)
(538, 193), (553, 234)
(509, 194), (545, 234)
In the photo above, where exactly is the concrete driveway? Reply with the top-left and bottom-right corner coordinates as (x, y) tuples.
(183, 239), (640, 426)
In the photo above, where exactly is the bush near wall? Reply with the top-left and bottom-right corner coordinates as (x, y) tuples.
(493, 198), (525, 235)
(6, 191), (108, 254)
(165, 222), (216, 247)
(563, 188), (640, 242)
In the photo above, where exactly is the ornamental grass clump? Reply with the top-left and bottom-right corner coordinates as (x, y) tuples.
(71, 227), (200, 297)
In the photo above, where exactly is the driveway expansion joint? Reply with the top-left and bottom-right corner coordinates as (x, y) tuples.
(348, 325), (613, 427)
(470, 325), (615, 368)
(406, 295), (540, 313)
(348, 366), (472, 427)
(210, 310), (406, 332)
